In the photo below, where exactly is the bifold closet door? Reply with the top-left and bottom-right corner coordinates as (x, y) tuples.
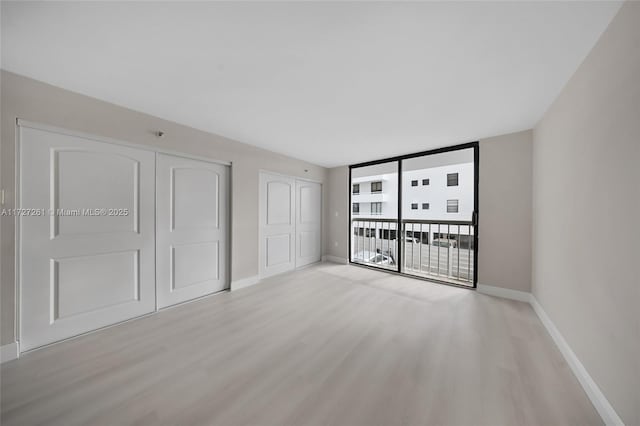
(156, 154), (229, 308)
(259, 172), (296, 278)
(19, 125), (156, 351)
(295, 180), (322, 267)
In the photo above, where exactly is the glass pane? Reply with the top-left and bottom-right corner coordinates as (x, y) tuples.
(401, 148), (475, 286)
(350, 161), (398, 270)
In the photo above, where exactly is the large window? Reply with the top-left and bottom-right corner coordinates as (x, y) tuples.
(350, 143), (477, 287)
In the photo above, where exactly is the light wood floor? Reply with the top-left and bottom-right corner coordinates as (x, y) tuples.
(1, 263), (601, 426)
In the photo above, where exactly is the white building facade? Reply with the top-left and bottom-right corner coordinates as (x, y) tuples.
(351, 157), (475, 249)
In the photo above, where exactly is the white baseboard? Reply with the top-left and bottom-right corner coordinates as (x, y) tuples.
(477, 284), (531, 303)
(230, 275), (260, 291)
(481, 285), (623, 425)
(530, 296), (624, 426)
(321, 255), (348, 264)
(1, 341), (19, 363)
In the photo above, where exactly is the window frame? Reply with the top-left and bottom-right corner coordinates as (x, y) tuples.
(348, 141), (479, 288)
(371, 201), (382, 215)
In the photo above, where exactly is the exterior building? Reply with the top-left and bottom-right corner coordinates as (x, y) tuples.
(351, 160), (475, 250)
(402, 162), (474, 222)
(351, 172), (398, 219)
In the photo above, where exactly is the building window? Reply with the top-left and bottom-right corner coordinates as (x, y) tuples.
(411, 203), (418, 210)
(447, 199), (459, 213)
(422, 203), (429, 210)
(371, 181), (382, 193)
(352, 203), (360, 214)
(352, 183), (360, 194)
(447, 173), (459, 186)
(371, 202), (382, 215)
(422, 179), (429, 185)
(411, 180), (418, 187)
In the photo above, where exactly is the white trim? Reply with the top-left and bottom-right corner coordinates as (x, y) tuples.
(530, 296), (624, 426)
(322, 255), (348, 264)
(480, 284), (625, 426)
(477, 284), (531, 302)
(258, 168), (322, 185)
(16, 119), (232, 167)
(1, 342), (19, 363)
(296, 260), (322, 271)
(230, 275), (260, 291)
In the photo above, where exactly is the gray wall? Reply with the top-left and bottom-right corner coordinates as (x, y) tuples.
(479, 131), (532, 292)
(532, 2), (640, 425)
(325, 130), (533, 293)
(0, 71), (328, 346)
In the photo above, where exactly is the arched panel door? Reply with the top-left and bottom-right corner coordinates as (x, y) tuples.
(295, 180), (322, 268)
(19, 124), (156, 351)
(156, 154), (229, 308)
(259, 172), (296, 278)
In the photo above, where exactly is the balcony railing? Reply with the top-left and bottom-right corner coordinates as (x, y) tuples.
(401, 219), (474, 286)
(351, 218), (398, 271)
(351, 218), (475, 286)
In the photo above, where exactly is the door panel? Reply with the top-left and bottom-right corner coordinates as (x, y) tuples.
(295, 180), (322, 267)
(19, 126), (156, 351)
(54, 250), (140, 320)
(156, 154), (229, 308)
(259, 173), (295, 278)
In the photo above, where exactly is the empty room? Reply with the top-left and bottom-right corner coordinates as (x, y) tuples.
(0, 1), (638, 425)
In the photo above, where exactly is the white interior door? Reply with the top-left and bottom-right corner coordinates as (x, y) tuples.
(156, 154), (229, 308)
(295, 180), (322, 267)
(19, 125), (156, 351)
(259, 172), (296, 278)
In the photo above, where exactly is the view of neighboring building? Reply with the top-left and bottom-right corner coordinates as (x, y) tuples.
(351, 172), (398, 219)
(351, 150), (475, 243)
(350, 149), (476, 284)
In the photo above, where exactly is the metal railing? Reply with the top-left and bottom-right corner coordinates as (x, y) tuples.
(402, 219), (474, 286)
(351, 218), (475, 286)
(351, 218), (398, 270)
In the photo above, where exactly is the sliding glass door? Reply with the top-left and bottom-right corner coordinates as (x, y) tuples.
(349, 143), (478, 288)
(349, 161), (399, 270)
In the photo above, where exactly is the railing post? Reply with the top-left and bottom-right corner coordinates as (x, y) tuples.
(448, 241), (453, 277)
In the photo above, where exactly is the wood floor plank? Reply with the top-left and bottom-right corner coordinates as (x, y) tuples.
(1, 263), (602, 426)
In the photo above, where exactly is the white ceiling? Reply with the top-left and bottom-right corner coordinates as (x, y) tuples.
(1, 1), (621, 167)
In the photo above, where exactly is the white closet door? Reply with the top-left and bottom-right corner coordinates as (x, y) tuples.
(295, 180), (322, 268)
(259, 172), (296, 278)
(19, 125), (156, 351)
(156, 154), (229, 308)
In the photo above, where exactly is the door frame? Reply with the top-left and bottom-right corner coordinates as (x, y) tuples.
(348, 141), (479, 289)
(258, 169), (323, 279)
(14, 119), (233, 351)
